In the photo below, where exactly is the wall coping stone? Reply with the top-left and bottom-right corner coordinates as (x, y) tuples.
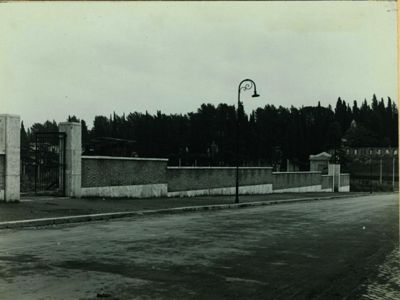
(82, 155), (168, 162)
(0, 114), (20, 118)
(59, 122), (81, 126)
(168, 166), (273, 170)
(272, 171), (321, 174)
(321, 173), (349, 177)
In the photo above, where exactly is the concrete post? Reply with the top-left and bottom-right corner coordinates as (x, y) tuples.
(328, 163), (340, 192)
(59, 122), (81, 197)
(0, 114), (20, 202)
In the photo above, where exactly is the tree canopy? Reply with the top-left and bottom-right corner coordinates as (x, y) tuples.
(21, 95), (398, 169)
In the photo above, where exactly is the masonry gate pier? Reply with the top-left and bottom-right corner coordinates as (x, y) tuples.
(59, 122), (81, 197)
(0, 114), (20, 202)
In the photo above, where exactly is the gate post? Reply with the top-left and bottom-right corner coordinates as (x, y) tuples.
(328, 163), (341, 192)
(0, 114), (20, 202)
(59, 122), (81, 198)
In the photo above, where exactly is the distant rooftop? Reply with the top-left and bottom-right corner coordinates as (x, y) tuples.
(309, 152), (332, 160)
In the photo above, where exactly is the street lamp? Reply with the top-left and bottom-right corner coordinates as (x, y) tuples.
(235, 79), (259, 203)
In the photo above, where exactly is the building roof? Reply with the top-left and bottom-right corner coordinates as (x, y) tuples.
(309, 152), (332, 160)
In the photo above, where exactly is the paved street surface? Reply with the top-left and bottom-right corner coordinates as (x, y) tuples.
(360, 245), (400, 300)
(0, 194), (398, 299)
(1, 192), (361, 222)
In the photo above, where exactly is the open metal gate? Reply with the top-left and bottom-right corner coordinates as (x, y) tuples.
(21, 132), (66, 196)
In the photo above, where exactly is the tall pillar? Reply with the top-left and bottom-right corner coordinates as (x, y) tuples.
(59, 122), (81, 197)
(0, 114), (20, 202)
(328, 163), (341, 192)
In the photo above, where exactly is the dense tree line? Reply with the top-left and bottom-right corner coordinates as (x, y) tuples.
(21, 95), (398, 169)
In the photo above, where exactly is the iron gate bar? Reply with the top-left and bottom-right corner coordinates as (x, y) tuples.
(33, 132), (67, 196)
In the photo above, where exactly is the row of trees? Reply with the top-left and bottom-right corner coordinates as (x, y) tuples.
(21, 94), (398, 169)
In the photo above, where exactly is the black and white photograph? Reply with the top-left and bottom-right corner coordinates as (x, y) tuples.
(0, 1), (398, 299)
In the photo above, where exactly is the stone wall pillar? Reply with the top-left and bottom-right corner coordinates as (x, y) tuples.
(328, 163), (341, 192)
(59, 122), (81, 197)
(0, 114), (20, 202)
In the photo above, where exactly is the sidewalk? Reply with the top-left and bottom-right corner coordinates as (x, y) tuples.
(0, 192), (368, 224)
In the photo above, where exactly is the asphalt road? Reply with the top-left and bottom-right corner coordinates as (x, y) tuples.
(0, 193), (398, 300)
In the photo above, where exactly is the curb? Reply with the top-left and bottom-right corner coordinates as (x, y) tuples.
(0, 193), (371, 230)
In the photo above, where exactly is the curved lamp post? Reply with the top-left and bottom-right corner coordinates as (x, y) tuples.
(235, 79), (259, 203)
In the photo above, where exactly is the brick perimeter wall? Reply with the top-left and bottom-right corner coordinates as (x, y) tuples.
(167, 167), (273, 192)
(82, 156), (168, 188)
(80, 158), (350, 195)
(272, 172), (322, 190)
(0, 155), (4, 190)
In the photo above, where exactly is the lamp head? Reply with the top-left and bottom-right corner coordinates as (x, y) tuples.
(252, 91), (260, 98)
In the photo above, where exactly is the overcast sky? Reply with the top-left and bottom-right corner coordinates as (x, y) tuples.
(0, 1), (397, 128)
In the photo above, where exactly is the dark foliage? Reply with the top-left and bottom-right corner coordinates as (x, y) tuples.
(22, 95), (398, 168)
